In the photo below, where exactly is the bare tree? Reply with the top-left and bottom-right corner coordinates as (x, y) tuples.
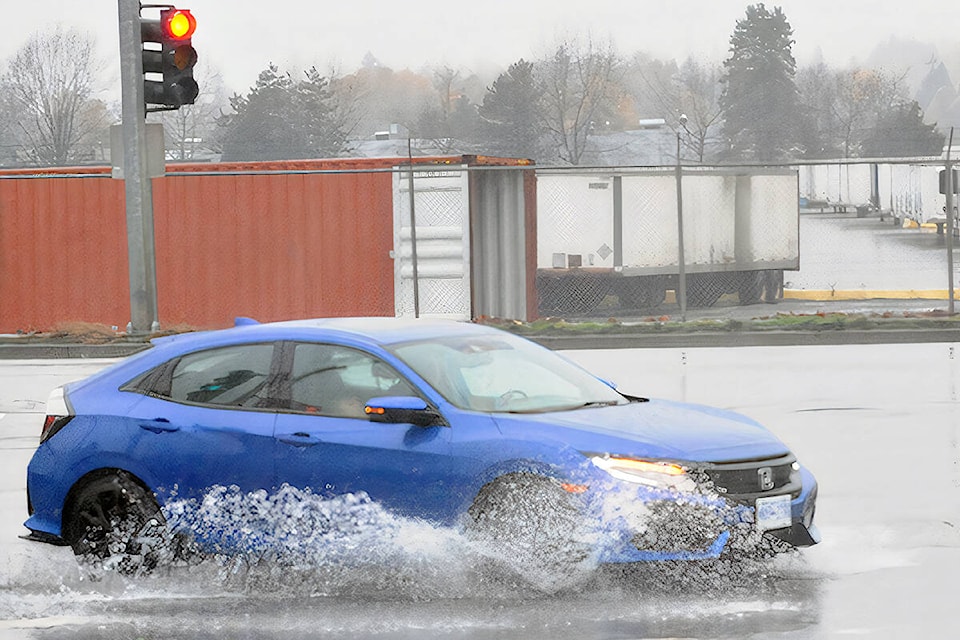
(832, 68), (909, 157)
(2, 27), (108, 166)
(674, 59), (723, 163)
(432, 66), (459, 123)
(0, 84), (19, 165)
(796, 61), (839, 157)
(798, 64), (912, 158)
(536, 37), (620, 165)
(332, 66), (436, 139)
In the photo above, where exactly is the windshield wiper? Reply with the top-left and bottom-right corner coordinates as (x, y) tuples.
(575, 400), (621, 410)
(506, 400), (621, 414)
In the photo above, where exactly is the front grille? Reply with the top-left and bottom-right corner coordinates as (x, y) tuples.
(697, 453), (801, 505)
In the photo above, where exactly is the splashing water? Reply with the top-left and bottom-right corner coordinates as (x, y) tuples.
(0, 485), (827, 638)
(160, 484), (498, 597)
(13, 486), (812, 595)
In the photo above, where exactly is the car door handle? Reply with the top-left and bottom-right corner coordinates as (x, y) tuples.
(139, 418), (179, 434)
(276, 432), (322, 447)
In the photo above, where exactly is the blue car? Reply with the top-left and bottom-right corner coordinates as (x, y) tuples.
(24, 318), (819, 572)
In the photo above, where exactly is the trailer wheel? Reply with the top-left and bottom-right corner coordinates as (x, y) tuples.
(536, 274), (565, 314)
(761, 270), (784, 303)
(614, 277), (666, 310)
(686, 274), (723, 308)
(737, 272), (764, 305)
(536, 272), (607, 314)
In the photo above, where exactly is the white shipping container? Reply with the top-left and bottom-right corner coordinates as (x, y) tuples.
(537, 169), (799, 274)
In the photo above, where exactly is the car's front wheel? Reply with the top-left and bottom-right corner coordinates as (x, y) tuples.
(62, 471), (166, 576)
(466, 473), (593, 589)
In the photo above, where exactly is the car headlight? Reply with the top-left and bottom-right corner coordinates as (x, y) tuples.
(589, 454), (697, 492)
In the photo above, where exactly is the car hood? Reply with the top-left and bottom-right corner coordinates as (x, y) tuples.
(492, 398), (790, 463)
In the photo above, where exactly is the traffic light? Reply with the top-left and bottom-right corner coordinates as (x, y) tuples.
(141, 8), (198, 109)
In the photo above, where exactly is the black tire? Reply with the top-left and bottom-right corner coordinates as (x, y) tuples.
(761, 269), (784, 303)
(563, 272), (608, 313)
(535, 273), (565, 315)
(737, 272), (764, 306)
(685, 274), (723, 308)
(536, 273), (607, 315)
(615, 277), (666, 310)
(63, 471), (165, 575)
(466, 473), (591, 589)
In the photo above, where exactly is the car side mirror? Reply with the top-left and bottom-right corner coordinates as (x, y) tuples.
(364, 396), (446, 427)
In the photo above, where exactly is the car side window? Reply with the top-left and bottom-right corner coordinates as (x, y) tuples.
(288, 343), (418, 419)
(165, 343), (278, 408)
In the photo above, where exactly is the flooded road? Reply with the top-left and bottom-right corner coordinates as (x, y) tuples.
(2, 343), (958, 639)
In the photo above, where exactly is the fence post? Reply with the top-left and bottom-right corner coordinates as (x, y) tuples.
(946, 128), (955, 315)
(406, 137), (420, 318)
(675, 130), (687, 321)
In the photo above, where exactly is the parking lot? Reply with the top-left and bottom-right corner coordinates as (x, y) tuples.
(1, 341), (958, 638)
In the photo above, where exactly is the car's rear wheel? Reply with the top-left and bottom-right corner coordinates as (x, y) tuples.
(63, 471), (165, 576)
(466, 473), (592, 589)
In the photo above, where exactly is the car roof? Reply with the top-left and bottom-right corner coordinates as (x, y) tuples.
(151, 317), (501, 351)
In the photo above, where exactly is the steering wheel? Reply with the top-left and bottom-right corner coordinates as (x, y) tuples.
(496, 389), (528, 409)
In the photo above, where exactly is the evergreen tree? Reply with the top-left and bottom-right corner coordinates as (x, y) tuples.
(447, 95), (481, 145)
(298, 66), (351, 157)
(478, 60), (543, 160)
(719, 4), (801, 161)
(219, 64), (348, 161)
(861, 101), (944, 157)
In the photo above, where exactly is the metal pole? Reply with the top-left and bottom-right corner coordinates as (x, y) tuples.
(407, 136), (420, 318)
(946, 127), (955, 315)
(675, 128), (687, 321)
(118, 0), (159, 333)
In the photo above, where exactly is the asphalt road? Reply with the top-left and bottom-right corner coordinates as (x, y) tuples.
(1, 342), (958, 639)
(789, 210), (954, 292)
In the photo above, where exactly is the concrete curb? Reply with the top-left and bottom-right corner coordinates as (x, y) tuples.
(3, 328), (959, 359)
(0, 343), (151, 360)
(783, 289), (952, 301)
(531, 328), (960, 350)
(660, 289), (951, 303)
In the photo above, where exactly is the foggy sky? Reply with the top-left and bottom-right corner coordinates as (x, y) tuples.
(6, 0), (959, 95)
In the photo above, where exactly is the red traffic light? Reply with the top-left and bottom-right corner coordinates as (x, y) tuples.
(163, 10), (196, 41)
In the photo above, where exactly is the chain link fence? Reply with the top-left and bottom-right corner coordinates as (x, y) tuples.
(532, 159), (959, 322)
(2, 157), (957, 332)
(534, 166), (798, 318)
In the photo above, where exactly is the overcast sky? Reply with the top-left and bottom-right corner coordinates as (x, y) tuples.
(6, 0), (959, 95)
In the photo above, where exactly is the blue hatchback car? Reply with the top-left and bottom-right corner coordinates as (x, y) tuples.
(25, 318), (819, 571)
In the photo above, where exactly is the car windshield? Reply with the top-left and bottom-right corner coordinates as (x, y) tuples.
(389, 332), (627, 413)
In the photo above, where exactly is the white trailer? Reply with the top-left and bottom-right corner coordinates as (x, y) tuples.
(878, 164), (950, 227)
(798, 163), (874, 212)
(536, 168), (800, 310)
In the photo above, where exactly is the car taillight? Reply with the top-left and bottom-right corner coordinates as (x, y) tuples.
(40, 386), (73, 443)
(40, 415), (74, 443)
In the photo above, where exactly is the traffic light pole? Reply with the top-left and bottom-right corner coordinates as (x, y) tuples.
(118, 0), (160, 333)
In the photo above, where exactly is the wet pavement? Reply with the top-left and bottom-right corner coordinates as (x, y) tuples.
(1, 341), (958, 639)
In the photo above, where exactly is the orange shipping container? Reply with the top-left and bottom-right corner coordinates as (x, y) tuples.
(0, 156), (535, 333)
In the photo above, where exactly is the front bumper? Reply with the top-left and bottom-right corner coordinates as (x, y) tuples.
(591, 466), (819, 563)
